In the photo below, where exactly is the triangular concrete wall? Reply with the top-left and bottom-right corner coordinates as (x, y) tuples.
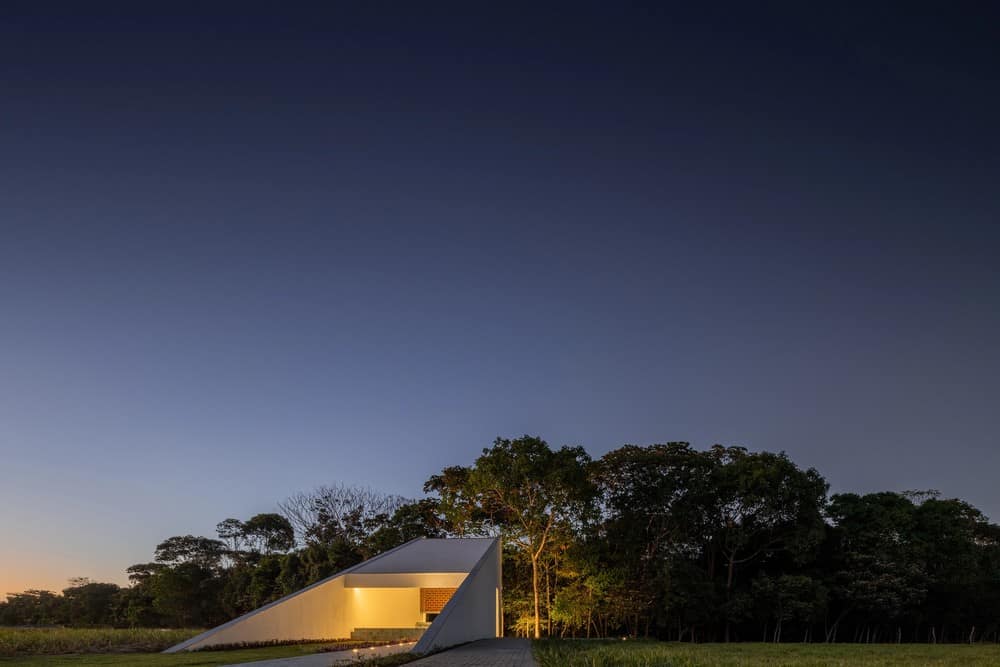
(413, 537), (501, 653)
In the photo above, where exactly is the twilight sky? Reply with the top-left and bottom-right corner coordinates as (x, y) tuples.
(2, 2), (998, 598)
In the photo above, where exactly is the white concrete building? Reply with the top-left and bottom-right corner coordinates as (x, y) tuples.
(164, 537), (501, 654)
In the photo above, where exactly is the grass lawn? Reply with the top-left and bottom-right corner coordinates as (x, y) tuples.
(0, 648), (418, 667)
(533, 639), (1000, 666)
(0, 628), (199, 657)
(0, 643), (334, 666)
(0, 628), (414, 666)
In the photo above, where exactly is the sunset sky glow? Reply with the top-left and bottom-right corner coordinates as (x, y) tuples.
(2, 2), (999, 599)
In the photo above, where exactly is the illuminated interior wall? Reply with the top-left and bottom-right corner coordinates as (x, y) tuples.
(347, 587), (421, 627)
(177, 574), (352, 650)
(171, 573), (472, 650)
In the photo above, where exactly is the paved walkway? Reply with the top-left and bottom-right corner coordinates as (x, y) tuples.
(220, 642), (415, 667)
(221, 638), (535, 667)
(410, 639), (536, 667)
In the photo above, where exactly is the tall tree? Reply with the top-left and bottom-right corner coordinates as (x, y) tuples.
(706, 446), (828, 640)
(364, 498), (447, 555)
(62, 579), (120, 626)
(154, 535), (227, 571)
(825, 492), (926, 642)
(428, 435), (594, 638)
(278, 483), (407, 549)
(596, 442), (716, 634)
(242, 513), (295, 556)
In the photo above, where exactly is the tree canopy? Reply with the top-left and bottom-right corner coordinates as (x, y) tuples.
(3, 438), (998, 645)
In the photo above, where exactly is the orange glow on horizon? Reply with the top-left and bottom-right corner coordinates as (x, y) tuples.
(1, 572), (74, 601)
(0, 555), (129, 601)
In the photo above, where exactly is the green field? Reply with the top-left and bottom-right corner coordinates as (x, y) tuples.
(1, 644), (330, 666)
(0, 628), (201, 658)
(6, 632), (1000, 666)
(533, 639), (1000, 666)
(0, 627), (411, 666)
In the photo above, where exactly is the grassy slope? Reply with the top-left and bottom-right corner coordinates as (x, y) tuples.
(0, 628), (354, 666)
(0, 643), (334, 666)
(533, 639), (1000, 667)
(0, 628), (199, 656)
(0, 647), (419, 666)
(0, 628), (419, 666)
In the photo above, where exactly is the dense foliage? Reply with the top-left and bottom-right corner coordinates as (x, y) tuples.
(3, 438), (999, 644)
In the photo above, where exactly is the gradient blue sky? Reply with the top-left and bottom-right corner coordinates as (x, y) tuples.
(2, 2), (998, 597)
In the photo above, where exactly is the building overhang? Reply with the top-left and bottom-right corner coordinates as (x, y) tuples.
(343, 572), (468, 588)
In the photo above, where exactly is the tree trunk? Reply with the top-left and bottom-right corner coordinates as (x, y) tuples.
(825, 615), (843, 643)
(545, 566), (552, 637)
(531, 554), (541, 639)
(724, 553), (736, 642)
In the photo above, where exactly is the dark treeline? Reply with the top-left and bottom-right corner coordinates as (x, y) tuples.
(4, 437), (999, 643)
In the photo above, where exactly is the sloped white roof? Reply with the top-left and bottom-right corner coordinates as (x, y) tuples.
(354, 537), (493, 574)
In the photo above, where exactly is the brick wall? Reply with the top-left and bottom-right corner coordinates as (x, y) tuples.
(420, 587), (457, 613)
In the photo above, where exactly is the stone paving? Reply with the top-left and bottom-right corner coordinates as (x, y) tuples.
(220, 641), (415, 667)
(220, 638), (535, 667)
(410, 639), (536, 667)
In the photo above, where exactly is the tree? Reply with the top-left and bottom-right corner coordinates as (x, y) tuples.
(242, 513), (295, 556)
(752, 574), (827, 642)
(0, 590), (65, 625)
(216, 518), (246, 558)
(154, 535), (226, 570)
(596, 443), (716, 635)
(427, 435), (594, 638)
(365, 498), (447, 555)
(150, 562), (224, 627)
(706, 446), (828, 640)
(278, 483), (407, 550)
(62, 579), (120, 626)
(424, 466), (492, 537)
(113, 584), (161, 627)
(21, 446), (996, 640)
(825, 492), (926, 642)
